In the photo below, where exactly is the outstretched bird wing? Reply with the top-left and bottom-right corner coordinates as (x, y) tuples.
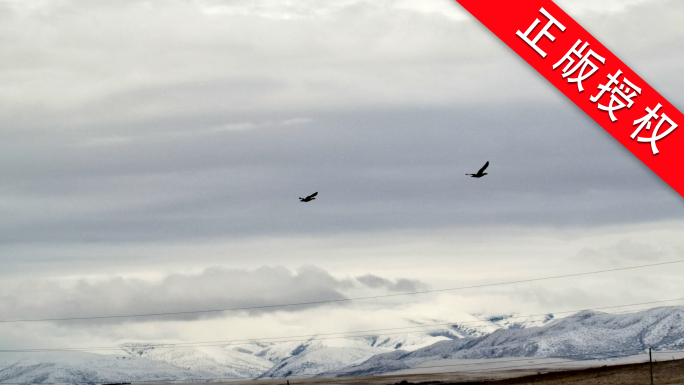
(307, 192), (318, 199)
(477, 161), (489, 174)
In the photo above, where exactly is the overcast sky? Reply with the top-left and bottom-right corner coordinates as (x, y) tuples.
(0, 0), (683, 351)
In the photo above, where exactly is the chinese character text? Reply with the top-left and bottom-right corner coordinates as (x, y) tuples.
(632, 104), (678, 155)
(590, 70), (642, 122)
(553, 39), (605, 92)
(516, 8), (566, 58)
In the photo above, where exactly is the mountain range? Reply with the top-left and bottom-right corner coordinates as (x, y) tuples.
(1, 307), (682, 383)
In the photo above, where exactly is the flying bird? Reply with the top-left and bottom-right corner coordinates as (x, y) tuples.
(466, 161), (489, 178)
(299, 192), (318, 202)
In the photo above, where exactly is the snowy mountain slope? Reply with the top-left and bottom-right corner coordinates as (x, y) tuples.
(259, 346), (390, 379)
(253, 313), (555, 378)
(121, 343), (272, 378)
(0, 313), (499, 383)
(0, 351), (221, 384)
(405, 314), (502, 339)
(253, 331), (457, 378)
(318, 338), (476, 378)
(227, 342), (273, 356)
(485, 313), (556, 330)
(329, 307), (684, 377)
(4, 307), (684, 382)
(450, 307), (684, 359)
(246, 339), (383, 364)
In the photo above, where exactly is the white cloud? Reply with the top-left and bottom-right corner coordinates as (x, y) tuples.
(204, 117), (313, 133)
(202, 0), (468, 21)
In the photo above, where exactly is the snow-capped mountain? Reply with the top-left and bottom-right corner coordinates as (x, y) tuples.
(0, 351), (225, 384)
(2, 307), (684, 383)
(328, 306), (684, 377)
(121, 343), (272, 378)
(0, 325), (463, 384)
(253, 312), (507, 379)
(255, 332), (456, 379)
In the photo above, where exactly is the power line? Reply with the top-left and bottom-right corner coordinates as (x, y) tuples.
(1, 259), (682, 324)
(2, 297), (683, 353)
(0, 302), (674, 352)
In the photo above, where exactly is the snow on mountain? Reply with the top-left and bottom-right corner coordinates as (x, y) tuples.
(361, 332), (453, 351)
(254, 330), (458, 378)
(3, 307), (684, 382)
(0, 351), (218, 384)
(484, 313), (556, 330)
(329, 307), (684, 377)
(0, 344), (271, 384)
(121, 343), (272, 378)
(408, 313), (502, 338)
(259, 346), (389, 379)
(317, 338), (475, 378)
(0, 312), (497, 383)
(452, 307), (684, 360)
(242, 313), (499, 379)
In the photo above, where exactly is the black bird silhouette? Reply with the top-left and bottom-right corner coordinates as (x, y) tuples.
(466, 161), (489, 178)
(299, 192), (318, 202)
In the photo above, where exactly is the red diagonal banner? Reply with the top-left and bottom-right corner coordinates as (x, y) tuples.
(455, 0), (683, 197)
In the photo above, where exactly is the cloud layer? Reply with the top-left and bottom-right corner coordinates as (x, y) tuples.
(0, 0), (682, 353)
(0, 266), (432, 323)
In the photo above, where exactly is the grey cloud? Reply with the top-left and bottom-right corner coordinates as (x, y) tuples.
(356, 274), (427, 292)
(0, 266), (356, 323)
(0, 104), (682, 247)
(0, 0), (681, 355)
(0, 0), (681, 305)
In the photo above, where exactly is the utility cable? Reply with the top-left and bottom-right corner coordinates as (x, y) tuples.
(1, 297), (683, 353)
